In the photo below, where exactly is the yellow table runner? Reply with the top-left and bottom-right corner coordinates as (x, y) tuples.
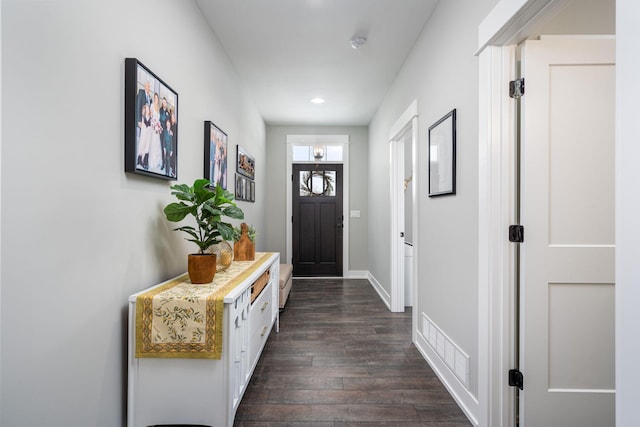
(136, 252), (272, 359)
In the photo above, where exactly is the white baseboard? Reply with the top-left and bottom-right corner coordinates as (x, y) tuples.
(346, 270), (368, 279)
(415, 328), (479, 426)
(367, 272), (391, 310)
(291, 271), (369, 280)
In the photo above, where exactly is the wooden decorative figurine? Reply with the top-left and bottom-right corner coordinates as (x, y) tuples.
(234, 223), (255, 261)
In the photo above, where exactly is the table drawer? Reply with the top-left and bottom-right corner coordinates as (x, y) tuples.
(249, 281), (273, 365)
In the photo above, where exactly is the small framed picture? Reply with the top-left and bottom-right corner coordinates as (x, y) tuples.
(428, 109), (456, 197)
(204, 121), (228, 189)
(236, 145), (255, 180)
(235, 173), (255, 202)
(124, 58), (178, 180)
(235, 174), (244, 200)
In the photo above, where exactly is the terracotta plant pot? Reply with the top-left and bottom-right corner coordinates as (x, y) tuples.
(188, 253), (217, 284)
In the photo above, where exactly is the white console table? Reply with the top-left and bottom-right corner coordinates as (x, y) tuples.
(127, 252), (279, 427)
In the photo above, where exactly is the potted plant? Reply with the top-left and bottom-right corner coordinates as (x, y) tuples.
(233, 223), (256, 261)
(164, 178), (244, 283)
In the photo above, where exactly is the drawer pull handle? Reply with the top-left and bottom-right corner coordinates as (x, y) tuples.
(260, 326), (268, 337)
(261, 301), (269, 311)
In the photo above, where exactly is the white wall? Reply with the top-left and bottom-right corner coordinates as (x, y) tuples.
(616, 0), (640, 425)
(368, 0), (499, 405)
(264, 125), (368, 272)
(0, 0), (3, 410)
(539, 0), (615, 35)
(1, 1), (265, 425)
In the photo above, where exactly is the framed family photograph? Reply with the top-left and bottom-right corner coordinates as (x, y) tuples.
(204, 121), (228, 189)
(236, 145), (255, 180)
(124, 58), (178, 180)
(428, 109), (456, 197)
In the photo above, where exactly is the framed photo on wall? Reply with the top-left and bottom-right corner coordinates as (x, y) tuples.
(428, 109), (456, 197)
(124, 58), (178, 180)
(236, 145), (255, 180)
(235, 173), (255, 202)
(204, 121), (228, 189)
(235, 174), (245, 201)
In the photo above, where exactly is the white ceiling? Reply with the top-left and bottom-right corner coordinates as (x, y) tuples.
(195, 0), (439, 126)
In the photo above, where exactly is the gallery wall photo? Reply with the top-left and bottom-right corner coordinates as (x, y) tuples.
(124, 58), (178, 180)
(428, 108), (456, 197)
(204, 121), (228, 189)
(235, 145), (255, 202)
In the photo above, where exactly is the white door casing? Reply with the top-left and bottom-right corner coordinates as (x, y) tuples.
(478, 43), (519, 427)
(390, 134), (405, 311)
(389, 100), (418, 314)
(285, 135), (349, 276)
(519, 36), (615, 427)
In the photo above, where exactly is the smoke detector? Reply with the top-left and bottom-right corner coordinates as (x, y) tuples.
(350, 35), (367, 49)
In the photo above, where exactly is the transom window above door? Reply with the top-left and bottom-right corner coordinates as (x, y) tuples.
(292, 145), (343, 162)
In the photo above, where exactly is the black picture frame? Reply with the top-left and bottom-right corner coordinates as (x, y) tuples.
(235, 173), (255, 203)
(204, 121), (228, 189)
(124, 58), (178, 180)
(428, 109), (456, 197)
(235, 174), (245, 201)
(236, 145), (255, 180)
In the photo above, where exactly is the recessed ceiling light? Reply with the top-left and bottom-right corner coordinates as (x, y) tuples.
(310, 97), (325, 104)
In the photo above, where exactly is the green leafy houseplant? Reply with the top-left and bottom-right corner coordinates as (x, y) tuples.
(164, 179), (244, 254)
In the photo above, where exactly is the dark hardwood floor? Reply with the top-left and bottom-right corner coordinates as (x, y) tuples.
(234, 278), (472, 427)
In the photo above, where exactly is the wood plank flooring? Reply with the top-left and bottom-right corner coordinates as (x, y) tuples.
(234, 278), (472, 427)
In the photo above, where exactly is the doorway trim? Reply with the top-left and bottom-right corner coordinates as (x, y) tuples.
(285, 134), (350, 276)
(389, 100), (418, 315)
(477, 1), (569, 426)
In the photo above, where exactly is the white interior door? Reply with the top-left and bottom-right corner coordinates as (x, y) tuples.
(520, 37), (615, 427)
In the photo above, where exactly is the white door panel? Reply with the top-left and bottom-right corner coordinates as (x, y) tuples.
(520, 37), (615, 427)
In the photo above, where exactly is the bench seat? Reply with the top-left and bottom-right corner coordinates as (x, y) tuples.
(279, 264), (293, 309)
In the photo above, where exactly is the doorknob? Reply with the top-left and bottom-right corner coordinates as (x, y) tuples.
(400, 232), (405, 237)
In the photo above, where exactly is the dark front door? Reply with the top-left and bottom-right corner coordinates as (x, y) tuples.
(292, 163), (343, 276)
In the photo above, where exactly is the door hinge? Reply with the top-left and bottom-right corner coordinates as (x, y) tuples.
(508, 369), (524, 390)
(509, 78), (525, 99)
(509, 225), (524, 243)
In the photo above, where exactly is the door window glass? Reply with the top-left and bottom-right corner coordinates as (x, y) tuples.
(299, 170), (336, 197)
(323, 171), (336, 196)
